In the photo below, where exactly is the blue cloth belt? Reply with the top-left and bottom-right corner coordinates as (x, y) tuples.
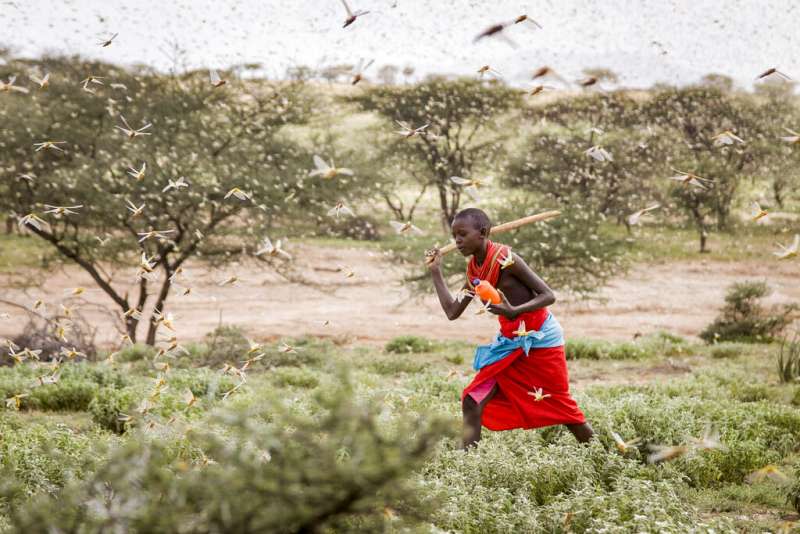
(473, 313), (565, 371)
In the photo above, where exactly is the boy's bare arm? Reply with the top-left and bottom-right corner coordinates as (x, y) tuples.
(505, 252), (556, 315)
(427, 249), (471, 320)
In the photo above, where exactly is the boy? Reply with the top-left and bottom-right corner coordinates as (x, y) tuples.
(427, 208), (593, 449)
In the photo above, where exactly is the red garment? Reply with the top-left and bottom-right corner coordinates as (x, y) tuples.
(462, 240), (586, 431)
(466, 240), (510, 292)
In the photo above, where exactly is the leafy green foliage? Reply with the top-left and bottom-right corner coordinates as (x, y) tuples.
(270, 367), (320, 388)
(788, 467), (800, 514)
(0, 333), (797, 531)
(0, 55), (320, 345)
(519, 87), (800, 253)
(0, 363), (127, 412)
(114, 343), (156, 363)
(4, 380), (455, 533)
(509, 94), (659, 227)
(421, 434), (731, 532)
(385, 335), (436, 354)
(565, 333), (691, 361)
(567, 338), (650, 361)
(700, 281), (798, 343)
(586, 375), (800, 487)
(368, 357), (429, 376)
(87, 386), (138, 433)
(709, 342), (747, 359)
(201, 324), (252, 367)
(349, 78), (521, 229)
(0, 415), (115, 499)
(777, 333), (800, 383)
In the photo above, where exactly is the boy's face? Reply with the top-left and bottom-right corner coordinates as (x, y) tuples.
(451, 217), (487, 257)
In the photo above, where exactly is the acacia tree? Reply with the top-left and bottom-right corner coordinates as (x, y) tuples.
(503, 95), (636, 295)
(751, 82), (800, 208)
(510, 93), (663, 230)
(348, 78), (521, 233)
(641, 86), (769, 251)
(0, 56), (314, 345)
(495, 200), (628, 297)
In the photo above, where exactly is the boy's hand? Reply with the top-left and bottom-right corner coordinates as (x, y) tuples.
(425, 247), (442, 271)
(488, 290), (517, 319)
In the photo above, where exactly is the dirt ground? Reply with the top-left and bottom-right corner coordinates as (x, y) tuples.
(1, 242), (798, 349)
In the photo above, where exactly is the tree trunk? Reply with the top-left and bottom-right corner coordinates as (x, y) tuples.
(125, 317), (139, 344)
(773, 180), (785, 209)
(145, 276), (173, 345)
(437, 181), (451, 235)
(145, 321), (158, 345)
(691, 205), (710, 253)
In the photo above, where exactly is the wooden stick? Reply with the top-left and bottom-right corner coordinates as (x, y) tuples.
(425, 210), (561, 262)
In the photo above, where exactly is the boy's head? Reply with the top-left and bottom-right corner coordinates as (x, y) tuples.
(451, 208), (491, 257)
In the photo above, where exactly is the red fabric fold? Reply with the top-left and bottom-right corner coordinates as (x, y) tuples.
(466, 239), (509, 290)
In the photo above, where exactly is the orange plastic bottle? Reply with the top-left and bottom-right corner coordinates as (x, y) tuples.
(472, 278), (501, 304)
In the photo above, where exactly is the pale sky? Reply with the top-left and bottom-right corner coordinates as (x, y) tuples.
(1, 0), (798, 89)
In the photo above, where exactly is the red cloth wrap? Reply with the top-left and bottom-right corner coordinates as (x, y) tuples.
(466, 239), (509, 292)
(462, 240), (586, 431)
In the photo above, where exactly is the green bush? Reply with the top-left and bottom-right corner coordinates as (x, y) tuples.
(565, 338), (649, 360)
(788, 468), (800, 514)
(710, 343), (746, 359)
(421, 435), (732, 532)
(167, 368), (236, 400)
(28, 381), (98, 412)
(777, 333), (800, 383)
(729, 383), (774, 403)
(0, 417), (113, 499)
(584, 375), (800, 488)
(444, 354), (464, 365)
(0, 363), (128, 412)
(271, 367), (320, 389)
(113, 343), (156, 363)
(385, 335), (436, 354)
(369, 357), (429, 376)
(261, 340), (324, 369)
(648, 331), (693, 357)
(654, 330), (687, 345)
(88, 387), (139, 433)
(700, 281), (798, 344)
(70, 364), (128, 388)
(3, 380), (455, 533)
(200, 324), (252, 368)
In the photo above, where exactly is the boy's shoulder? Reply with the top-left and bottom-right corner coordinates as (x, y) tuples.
(499, 245), (534, 272)
(497, 243), (524, 260)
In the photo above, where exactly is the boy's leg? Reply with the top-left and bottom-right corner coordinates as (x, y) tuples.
(565, 422), (594, 443)
(462, 383), (499, 449)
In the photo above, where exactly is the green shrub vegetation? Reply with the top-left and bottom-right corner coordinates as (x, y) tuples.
(3, 380), (454, 533)
(778, 333), (800, 384)
(385, 335), (438, 354)
(700, 281), (798, 344)
(710, 342), (747, 359)
(0, 335), (798, 531)
(566, 333), (690, 361)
